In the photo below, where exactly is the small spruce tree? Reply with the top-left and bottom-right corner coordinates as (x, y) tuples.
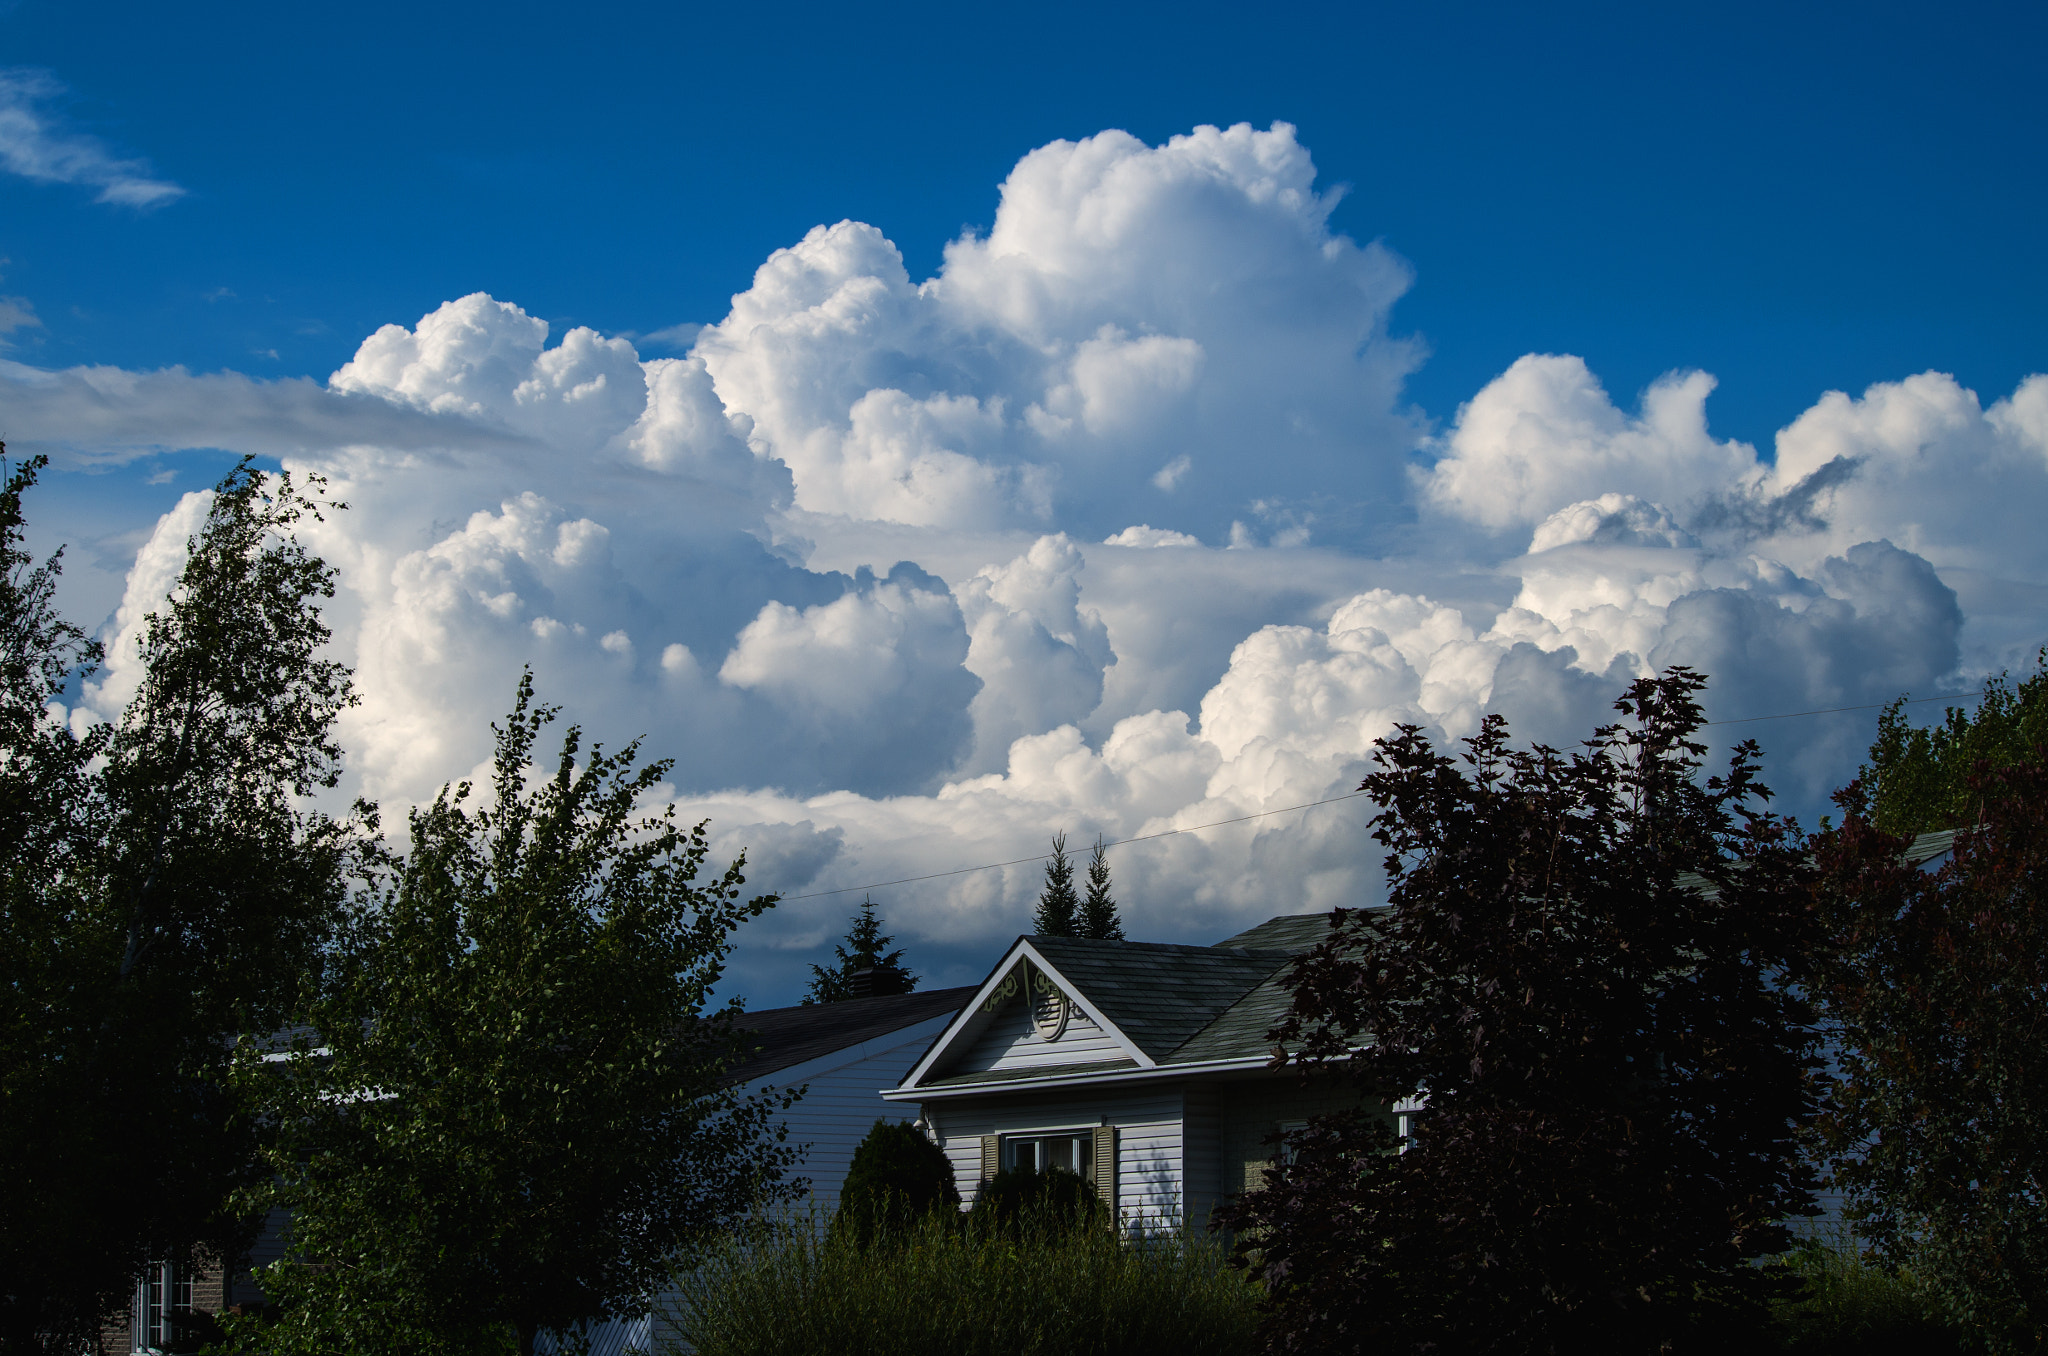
(1032, 832), (1078, 937)
(806, 897), (917, 1003)
(1078, 835), (1124, 941)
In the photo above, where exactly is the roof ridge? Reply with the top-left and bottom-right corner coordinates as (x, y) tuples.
(1029, 935), (1292, 959)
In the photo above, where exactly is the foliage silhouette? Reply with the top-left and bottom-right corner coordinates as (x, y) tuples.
(1222, 669), (1824, 1354)
(807, 897), (917, 1002)
(1033, 832), (1078, 937)
(1078, 835), (1124, 941)
(834, 1119), (961, 1245)
(235, 673), (798, 1356)
(0, 456), (366, 1355)
(1818, 736), (2048, 1353)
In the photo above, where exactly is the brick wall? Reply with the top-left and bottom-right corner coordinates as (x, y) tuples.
(94, 1260), (233, 1355)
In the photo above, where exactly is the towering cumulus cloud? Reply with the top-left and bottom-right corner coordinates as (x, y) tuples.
(12, 122), (2043, 995)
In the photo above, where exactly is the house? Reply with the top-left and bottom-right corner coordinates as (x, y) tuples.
(882, 912), (1398, 1227)
(102, 912), (1372, 1350)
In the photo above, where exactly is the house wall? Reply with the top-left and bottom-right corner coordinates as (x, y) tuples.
(923, 1085), (1190, 1227)
(1217, 1077), (1389, 1199)
(957, 992), (1127, 1074)
(95, 1261), (230, 1355)
(1181, 1082), (1223, 1226)
(747, 1014), (955, 1212)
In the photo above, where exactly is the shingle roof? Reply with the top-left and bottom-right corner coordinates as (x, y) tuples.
(727, 986), (977, 1085)
(1167, 967), (1303, 1064)
(1907, 828), (1956, 864)
(1026, 935), (1295, 1062)
(974, 915), (1339, 1072)
(1212, 912), (1336, 952)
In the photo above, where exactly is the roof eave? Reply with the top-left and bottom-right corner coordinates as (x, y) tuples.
(883, 1052), (1306, 1100)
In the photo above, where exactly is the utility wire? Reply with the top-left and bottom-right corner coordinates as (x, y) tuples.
(1703, 689), (1985, 728)
(781, 688), (1993, 902)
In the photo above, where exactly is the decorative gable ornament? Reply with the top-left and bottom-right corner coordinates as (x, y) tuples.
(978, 961), (1070, 1041)
(1029, 967), (1070, 1041)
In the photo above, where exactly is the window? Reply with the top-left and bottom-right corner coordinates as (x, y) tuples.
(1276, 1119), (1308, 1166)
(1393, 1095), (1427, 1153)
(135, 1261), (192, 1353)
(1005, 1132), (1092, 1177)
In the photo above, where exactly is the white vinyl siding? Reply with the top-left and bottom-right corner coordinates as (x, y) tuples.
(746, 1016), (955, 1211)
(955, 993), (1128, 1075)
(931, 1088), (1188, 1227)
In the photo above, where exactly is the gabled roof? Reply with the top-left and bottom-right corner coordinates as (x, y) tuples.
(727, 986), (978, 1085)
(1022, 935), (1296, 1063)
(892, 914), (1337, 1096)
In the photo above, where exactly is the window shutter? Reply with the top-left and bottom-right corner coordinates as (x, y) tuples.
(980, 1134), (1000, 1181)
(1092, 1125), (1117, 1207)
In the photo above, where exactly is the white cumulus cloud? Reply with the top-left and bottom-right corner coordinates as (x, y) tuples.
(10, 121), (2045, 1002)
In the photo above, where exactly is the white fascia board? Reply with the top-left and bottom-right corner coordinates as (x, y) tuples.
(895, 939), (1157, 1092)
(897, 937), (1032, 1090)
(739, 1011), (959, 1098)
(881, 1053), (1283, 1101)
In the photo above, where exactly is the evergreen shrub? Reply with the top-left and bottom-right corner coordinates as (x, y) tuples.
(835, 1120), (961, 1244)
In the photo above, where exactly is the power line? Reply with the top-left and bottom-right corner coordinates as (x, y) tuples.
(1704, 690), (1986, 727)
(781, 688), (1994, 903)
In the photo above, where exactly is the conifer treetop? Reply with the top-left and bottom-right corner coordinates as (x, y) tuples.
(1079, 835), (1124, 941)
(1032, 832), (1078, 938)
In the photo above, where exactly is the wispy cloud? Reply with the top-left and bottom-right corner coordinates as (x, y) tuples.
(0, 294), (40, 342)
(633, 322), (705, 351)
(0, 69), (183, 208)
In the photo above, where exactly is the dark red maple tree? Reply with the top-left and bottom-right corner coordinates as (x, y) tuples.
(1221, 669), (1825, 1354)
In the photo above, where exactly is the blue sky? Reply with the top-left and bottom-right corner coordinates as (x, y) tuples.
(8, 0), (2042, 450)
(4, 0), (2044, 1002)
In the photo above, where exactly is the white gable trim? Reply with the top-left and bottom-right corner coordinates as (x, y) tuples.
(897, 940), (1156, 1090)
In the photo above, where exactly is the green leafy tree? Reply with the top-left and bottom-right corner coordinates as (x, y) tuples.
(241, 674), (799, 1356)
(1858, 656), (2048, 837)
(0, 456), (365, 1355)
(1078, 835), (1124, 941)
(1223, 670), (1824, 1354)
(1032, 832), (1078, 937)
(805, 896), (916, 1003)
(1817, 722), (2048, 1352)
(835, 1119), (961, 1243)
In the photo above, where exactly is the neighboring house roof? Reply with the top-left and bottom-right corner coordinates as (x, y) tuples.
(727, 986), (979, 1085)
(1906, 828), (1956, 865)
